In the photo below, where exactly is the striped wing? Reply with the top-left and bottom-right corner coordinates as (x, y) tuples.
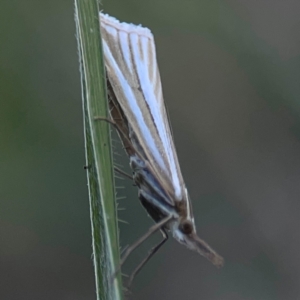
(100, 13), (185, 203)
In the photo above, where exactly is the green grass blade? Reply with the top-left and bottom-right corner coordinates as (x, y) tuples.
(74, 1), (123, 299)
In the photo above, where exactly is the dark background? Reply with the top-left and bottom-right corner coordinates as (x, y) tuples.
(1, 0), (300, 299)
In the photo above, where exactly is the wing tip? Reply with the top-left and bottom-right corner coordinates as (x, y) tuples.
(100, 12), (153, 39)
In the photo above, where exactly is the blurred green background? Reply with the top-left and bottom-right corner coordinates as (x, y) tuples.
(1, 0), (300, 299)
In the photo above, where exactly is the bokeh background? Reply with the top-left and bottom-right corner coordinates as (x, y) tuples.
(1, 0), (300, 299)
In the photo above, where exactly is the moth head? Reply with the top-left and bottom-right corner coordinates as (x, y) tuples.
(171, 218), (224, 268)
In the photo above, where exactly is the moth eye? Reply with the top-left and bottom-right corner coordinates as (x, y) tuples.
(180, 220), (193, 234)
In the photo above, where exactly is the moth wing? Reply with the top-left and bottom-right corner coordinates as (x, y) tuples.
(100, 13), (185, 203)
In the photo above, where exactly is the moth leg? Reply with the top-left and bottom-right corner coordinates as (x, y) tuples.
(94, 116), (116, 126)
(94, 116), (136, 156)
(114, 166), (133, 181)
(112, 215), (173, 280)
(94, 116), (122, 139)
(127, 228), (168, 288)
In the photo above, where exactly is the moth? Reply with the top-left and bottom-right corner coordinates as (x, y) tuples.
(100, 13), (223, 283)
